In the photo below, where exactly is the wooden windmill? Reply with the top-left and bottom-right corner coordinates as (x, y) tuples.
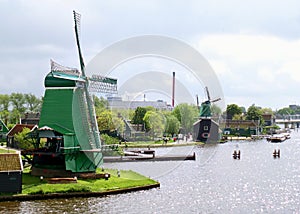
(193, 87), (221, 143)
(23, 11), (117, 176)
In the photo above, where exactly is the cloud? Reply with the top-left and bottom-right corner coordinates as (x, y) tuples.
(196, 33), (300, 108)
(257, 67), (276, 83)
(278, 61), (300, 82)
(198, 34), (300, 63)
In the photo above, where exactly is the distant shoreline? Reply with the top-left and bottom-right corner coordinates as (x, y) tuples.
(120, 141), (204, 148)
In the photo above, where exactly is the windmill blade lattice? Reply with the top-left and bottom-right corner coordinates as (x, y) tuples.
(89, 74), (118, 94)
(51, 60), (81, 76)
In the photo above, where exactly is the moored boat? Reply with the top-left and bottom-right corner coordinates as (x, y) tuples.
(282, 132), (291, 139)
(269, 134), (286, 143)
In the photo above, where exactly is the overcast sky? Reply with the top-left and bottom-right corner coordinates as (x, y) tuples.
(1, 0), (300, 110)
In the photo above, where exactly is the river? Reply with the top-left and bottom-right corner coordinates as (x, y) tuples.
(1, 131), (299, 213)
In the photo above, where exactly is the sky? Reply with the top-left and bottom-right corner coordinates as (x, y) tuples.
(1, 0), (300, 110)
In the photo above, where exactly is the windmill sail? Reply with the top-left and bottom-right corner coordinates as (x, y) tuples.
(89, 75), (118, 93)
(73, 11), (85, 72)
(73, 10), (102, 148)
(51, 60), (81, 76)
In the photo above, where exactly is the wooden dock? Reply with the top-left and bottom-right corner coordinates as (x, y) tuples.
(103, 152), (196, 162)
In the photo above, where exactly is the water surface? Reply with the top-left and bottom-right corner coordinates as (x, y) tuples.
(1, 131), (299, 213)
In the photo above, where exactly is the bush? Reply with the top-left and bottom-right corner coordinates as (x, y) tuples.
(100, 134), (119, 145)
(14, 128), (35, 149)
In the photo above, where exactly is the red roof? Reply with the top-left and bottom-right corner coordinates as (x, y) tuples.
(7, 124), (37, 137)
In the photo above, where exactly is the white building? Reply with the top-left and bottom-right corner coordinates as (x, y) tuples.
(107, 97), (172, 110)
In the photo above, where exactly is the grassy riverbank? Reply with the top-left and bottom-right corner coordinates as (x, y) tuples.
(22, 168), (157, 195)
(0, 167), (159, 199)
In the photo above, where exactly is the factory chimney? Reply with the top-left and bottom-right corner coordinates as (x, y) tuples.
(172, 72), (175, 107)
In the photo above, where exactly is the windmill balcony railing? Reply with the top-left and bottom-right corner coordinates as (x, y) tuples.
(60, 146), (81, 154)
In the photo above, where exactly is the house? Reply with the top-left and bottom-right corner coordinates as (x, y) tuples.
(0, 153), (23, 193)
(107, 97), (172, 110)
(0, 119), (9, 142)
(262, 113), (274, 126)
(222, 120), (259, 136)
(21, 112), (40, 125)
(123, 120), (149, 141)
(6, 124), (37, 149)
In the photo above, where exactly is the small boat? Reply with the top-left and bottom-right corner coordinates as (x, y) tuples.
(269, 134), (286, 143)
(124, 150), (155, 157)
(282, 132), (291, 140)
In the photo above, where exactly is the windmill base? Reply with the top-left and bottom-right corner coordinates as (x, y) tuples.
(193, 118), (220, 143)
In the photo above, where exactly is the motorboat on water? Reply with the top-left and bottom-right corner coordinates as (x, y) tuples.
(282, 132), (291, 139)
(269, 134), (286, 142)
(268, 133), (290, 143)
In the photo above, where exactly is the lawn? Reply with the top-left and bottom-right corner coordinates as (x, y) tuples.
(19, 168), (158, 195)
(0, 147), (17, 154)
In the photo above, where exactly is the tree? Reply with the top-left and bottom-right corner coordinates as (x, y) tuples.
(0, 94), (10, 124)
(240, 106), (246, 114)
(14, 127), (35, 150)
(132, 107), (147, 124)
(165, 114), (180, 136)
(232, 114), (245, 120)
(115, 109), (134, 121)
(172, 103), (198, 134)
(211, 104), (222, 117)
(246, 105), (264, 125)
(97, 109), (125, 134)
(226, 104), (242, 119)
(10, 93), (26, 123)
(261, 108), (274, 116)
(97, 110), (114, 131)
(144, 106), (155, 112)
(143, 111), (165, 138)
(24, 93), (42, 112)
(276, 107), (294, 115)
(0, 94), (10, 110)
(111, 111), (125, 134)
(131, 107), (147, 130)
(94, 96), (108, 112)
(100, 134), (119, 145)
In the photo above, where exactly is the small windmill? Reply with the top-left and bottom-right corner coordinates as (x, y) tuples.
(193, 87), (221, 143)
(25, 11), (118, 175)
(197, 86), (221, 118)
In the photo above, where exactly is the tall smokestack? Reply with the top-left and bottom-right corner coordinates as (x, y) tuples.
(172, 72), (175, 107)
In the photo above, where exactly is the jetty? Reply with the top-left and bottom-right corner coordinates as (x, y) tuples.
(104, 152), (196, 163)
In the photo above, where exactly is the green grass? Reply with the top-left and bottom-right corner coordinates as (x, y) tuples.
(0, 148), (17, 153)
(17, 168), (158, 196)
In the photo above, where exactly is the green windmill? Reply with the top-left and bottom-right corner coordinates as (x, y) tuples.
(27, 11), (117, 176)
(198, 87), (221, 118)
(193, 87), (221, 143)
